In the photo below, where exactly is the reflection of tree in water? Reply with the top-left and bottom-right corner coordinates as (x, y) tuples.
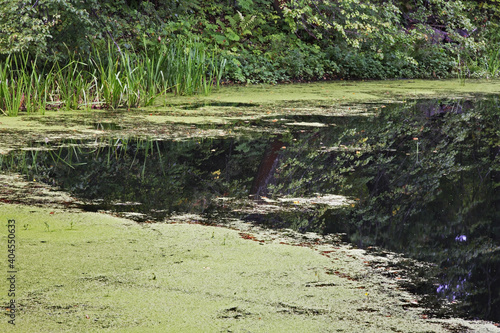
(250, 138), (284, 198)
(330, 98), (500, 321)
(246, 98), (500, 320)
(7, 136), (269, 219)
(3, 97), (499, 321)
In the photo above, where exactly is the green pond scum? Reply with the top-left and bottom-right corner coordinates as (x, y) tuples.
(1, 80), (500, 332)
(0, 79), (499, 155)
(0, 204), (494, 333)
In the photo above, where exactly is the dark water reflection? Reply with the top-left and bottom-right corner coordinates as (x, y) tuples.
(1, 97), (499, 321)
(336, 98), (500, 321)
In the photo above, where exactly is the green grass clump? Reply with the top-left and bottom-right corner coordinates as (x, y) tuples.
(0, 40), (226, 115)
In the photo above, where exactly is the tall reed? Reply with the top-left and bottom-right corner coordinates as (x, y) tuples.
(142, 40), (169, 106)
(0, 55), (24, 116)
(1, 54), (52, 115)
(92, 44), (124, 110)
(24, 61), (47, 114)
(486, 46), (500, 78)
(0, 39), (226, 115)
(55, 58), (89, 110)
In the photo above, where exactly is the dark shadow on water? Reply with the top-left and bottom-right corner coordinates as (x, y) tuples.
(178, 101), (259, 110)
(93, 122), (123, 130)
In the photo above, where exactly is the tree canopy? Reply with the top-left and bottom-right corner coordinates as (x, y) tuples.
(1, 0), (499, 81)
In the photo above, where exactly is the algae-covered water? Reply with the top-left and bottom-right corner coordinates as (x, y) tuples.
(1, 80), (500, 331)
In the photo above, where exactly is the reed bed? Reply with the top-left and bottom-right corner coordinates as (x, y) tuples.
(0, 40), (226, 116)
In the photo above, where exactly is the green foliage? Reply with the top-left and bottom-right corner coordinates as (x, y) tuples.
(282, 0), (401, 49)
(467, 24), (500, 78)
(274, 0), (479, 80)
(0, 0), (93, 60)
(0, 0), (499, 87)
(222, 35), (339, 83)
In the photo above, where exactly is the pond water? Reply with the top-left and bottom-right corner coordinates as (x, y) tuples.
(1, 96), (499, 321)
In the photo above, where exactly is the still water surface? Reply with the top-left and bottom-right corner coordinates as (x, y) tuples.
(2, 97), (499, 321)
